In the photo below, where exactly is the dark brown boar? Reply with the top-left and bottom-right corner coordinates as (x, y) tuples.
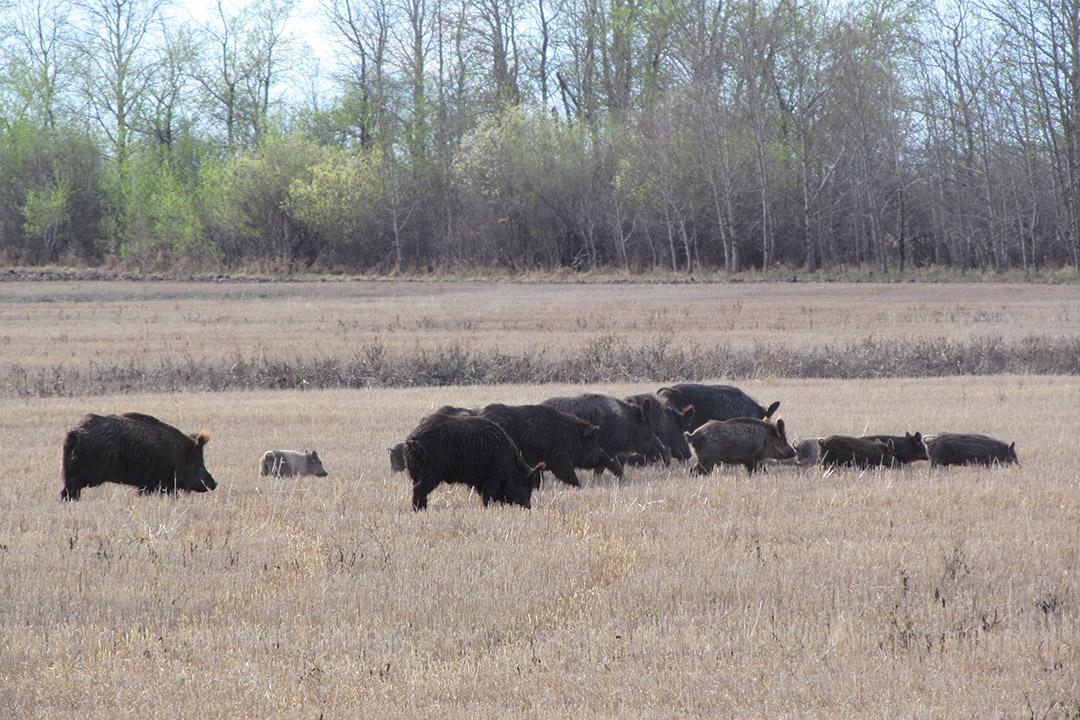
(684, 418), (795, 475)
(476, 403), (621, 487)
(542, 393), (670, 475)
(404, 413), (543, 510)
(927, 433), (1019, 467)
(61, 412), (217, 500)
(623, 393), (695, 463)
(818, 436), (898, 469)
(862, 432), (928, 464)
(657, 383), (779, 432)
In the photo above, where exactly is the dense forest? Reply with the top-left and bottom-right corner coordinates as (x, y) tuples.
(1, 0), (1079, 273)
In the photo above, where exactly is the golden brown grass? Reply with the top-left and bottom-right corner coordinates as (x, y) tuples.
(1, 376), (1077, 717)
(1, 281), (1077, 374)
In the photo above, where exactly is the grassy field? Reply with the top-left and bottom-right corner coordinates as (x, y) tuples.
(1, 373), (1077, 717)
(1, 281), (1078, 398)
(0, 280), (1077, 716)
(2, 280), (1077, 369)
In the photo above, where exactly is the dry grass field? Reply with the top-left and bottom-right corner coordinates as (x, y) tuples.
(1, 375), (1078, 718)
(0, 280), (1077, 717)
(1, 280), (1077, 373)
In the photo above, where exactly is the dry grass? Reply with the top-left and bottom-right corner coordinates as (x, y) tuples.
(1, 280), (1077, 373)
(1, 376), (1077, 718)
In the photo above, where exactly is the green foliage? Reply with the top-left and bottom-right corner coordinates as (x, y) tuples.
(97, 150), (214, 269)
(288, 145), (389, 266)
(228, 133), (322, 264)
(20, 169), (70, 258)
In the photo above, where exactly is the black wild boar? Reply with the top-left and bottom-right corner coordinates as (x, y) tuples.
(657, 383), (780, 432)
(818, 436), (898, 469)
(404, 413), (544, 510)
(623, 393), (696, 463)
(927, 433), (1019, 467)
(389, 406), (474, 474)
(542, 393), (670, 474)
(862, 433), (928, 464)
(389, 404), (622, 484)
(476, 403), (621, 487)
(685, 418), (796, 475)
(61, 412), (217, 500)
(389, 443), (407, 472)
(260, 449), (329, 477)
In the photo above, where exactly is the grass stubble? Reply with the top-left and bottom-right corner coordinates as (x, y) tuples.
(1, 281), (1078, 397)
(0, 375), (1077, 718)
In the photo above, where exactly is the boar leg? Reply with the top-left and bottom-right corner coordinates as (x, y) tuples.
(546, 458), (581, 487)
(411, 477), (439, 511)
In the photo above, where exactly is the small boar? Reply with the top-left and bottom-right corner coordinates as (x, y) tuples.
(927, 433), (1019, 467)
(404, 413), (544, 510)
(476, 403), (622, 487)
(785, 437), (821, 466)
(657, 383), (779, 432)
(862, 432), (928, 464)
(623, 393), (696, 463)
(818, 436), (898, 469)
(61, 412), (217, 500)
(684, 417), (796, 475)
(260, 449), (328, 477)
(542, 393), (670, 474)
(389, 443), (407, 472)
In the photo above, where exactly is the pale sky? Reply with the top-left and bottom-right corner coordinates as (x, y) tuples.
(168, 0), (344, 95)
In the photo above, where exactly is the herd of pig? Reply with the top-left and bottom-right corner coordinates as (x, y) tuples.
(57, 383), (1021, 508)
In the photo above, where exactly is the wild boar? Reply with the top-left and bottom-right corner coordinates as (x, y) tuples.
(389, 443), (407, 472)
(796, 437), (822, 466)
(862, 432), (928, 464)
(542, 393), (670, 475)
(818, 436), (898, 469)
(259, 449), (329, 477)
(389, 406), (474, 474)
(927, 433), (1019, 467)
(657, 383), (780, 432)
(404, 413), (544, 510)
(623, 393), (696, 463)
(684, 418), (796, 475)
(476, 403), (622, 487)
(61, 412), (217, 500)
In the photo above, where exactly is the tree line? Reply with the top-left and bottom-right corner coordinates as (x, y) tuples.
(2, 0), (1079, 274)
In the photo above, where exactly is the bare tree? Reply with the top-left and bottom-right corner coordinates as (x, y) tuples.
(75, 0), (163, 162)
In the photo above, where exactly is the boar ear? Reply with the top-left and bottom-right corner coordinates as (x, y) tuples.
(914, 432), (923, 443)
(775, 418), (786, 436)
(682, 404), (695, 422)
(764, 401), (780, 419)
(886, 439), (896, 451)
(637, 398), (653, 422)
(1009, 441), (1016, 453)
(193, 431), (210, 447)
(818, 439), (827, 450)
